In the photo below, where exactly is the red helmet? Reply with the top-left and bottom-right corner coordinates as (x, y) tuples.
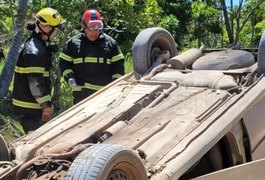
(82, 9), (103, 30)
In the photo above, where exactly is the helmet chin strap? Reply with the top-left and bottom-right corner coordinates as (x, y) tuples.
(36, 23), (55, 42)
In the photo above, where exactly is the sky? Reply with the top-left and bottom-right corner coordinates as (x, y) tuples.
(225, 0), (241, 6)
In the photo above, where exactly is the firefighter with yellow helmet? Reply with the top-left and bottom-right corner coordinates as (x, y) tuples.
(59, 9), (124, 104)
(12, 7), (63, 133)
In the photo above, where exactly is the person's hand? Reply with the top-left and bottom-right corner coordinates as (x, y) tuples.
(68, 78), (82, 91)
(42, 107), (53, 122)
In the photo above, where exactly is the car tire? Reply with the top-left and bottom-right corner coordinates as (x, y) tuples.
(132, 27), (177, 79)
(0, 134), (9, 161)
(66, 144), (147, 180)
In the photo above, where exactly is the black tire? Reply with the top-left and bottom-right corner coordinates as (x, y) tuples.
(258, 30), (265, 76)
(132, 27), (177, 78)
(66, 144), (147, 180)
(0, 134), (9, 161)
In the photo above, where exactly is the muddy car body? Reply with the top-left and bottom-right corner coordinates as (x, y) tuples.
(1, 27), (265, 180)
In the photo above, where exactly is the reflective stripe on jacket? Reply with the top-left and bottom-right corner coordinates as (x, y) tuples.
(12, 31), (53, 116)
(59, 32), (124, 97)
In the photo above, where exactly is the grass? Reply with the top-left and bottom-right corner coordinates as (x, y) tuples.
(124, 53), (133, 74)
(0, 60), (4, 72)
(0, 94), (25, 143)
(0, 114), (25, 143)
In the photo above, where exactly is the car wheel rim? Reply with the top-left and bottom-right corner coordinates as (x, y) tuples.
(108, 169), (133, 180)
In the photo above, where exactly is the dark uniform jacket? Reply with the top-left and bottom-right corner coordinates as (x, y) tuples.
(12, 31), (53, 116)
(59, 32), (124, 102)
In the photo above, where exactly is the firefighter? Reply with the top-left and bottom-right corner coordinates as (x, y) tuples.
(59, 9), (124, 104)
(12, 7), (64, 133)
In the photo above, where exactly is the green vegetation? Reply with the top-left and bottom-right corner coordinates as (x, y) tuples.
(0, 91), (25, 141)
(0, 0), (265, 140)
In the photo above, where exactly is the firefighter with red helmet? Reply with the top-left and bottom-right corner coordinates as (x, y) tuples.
(59, 9), (124, 104)
(12, 8), (64, 133)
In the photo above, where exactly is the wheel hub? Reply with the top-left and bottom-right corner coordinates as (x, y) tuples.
(108, 169), (133, 180)
(150, 47), (161, 64)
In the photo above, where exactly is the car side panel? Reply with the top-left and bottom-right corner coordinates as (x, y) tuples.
(251, 140), (265, 160)
(243, 95), (265, 160)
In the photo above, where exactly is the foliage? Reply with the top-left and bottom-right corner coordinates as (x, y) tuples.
(191, 1), (222, 48)
(0, 1), (14, 34)
(0, 114), (25, 143)
(0, 2), (16, 56)
(0, 93), (25, 142)
(222, 0), (265, 45)
(57, 80), (74, 114)
(159, 15), (179, 34)
(254, 21), (265, 45)
(157, 0), (193, 48)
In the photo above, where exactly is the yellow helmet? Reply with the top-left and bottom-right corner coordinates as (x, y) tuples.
(35, 7), (63, 27)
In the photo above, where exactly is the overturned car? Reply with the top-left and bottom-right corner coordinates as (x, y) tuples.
(1, 27), (265, 180)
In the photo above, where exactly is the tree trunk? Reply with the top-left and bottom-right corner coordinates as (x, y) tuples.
(0, 0), (28, 97)
(234, 0), (264, 44)
(220, 0), (234, 44)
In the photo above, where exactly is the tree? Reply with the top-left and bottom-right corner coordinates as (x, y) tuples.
(191, 1), (222, 48)
(157, 0), (193, 48)
(221, 0), (265, 45)
(0, 0), (28, 97)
